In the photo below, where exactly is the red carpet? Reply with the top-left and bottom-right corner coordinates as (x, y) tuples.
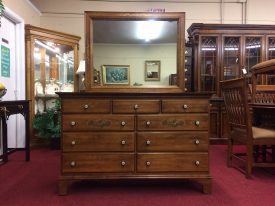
(0, 145), (275, 206)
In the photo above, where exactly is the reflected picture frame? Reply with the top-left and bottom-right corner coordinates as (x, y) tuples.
(102, 65), (130, 85)
(145, 60), (161, 81)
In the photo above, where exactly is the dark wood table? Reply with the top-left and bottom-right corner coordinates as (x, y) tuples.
(0, 100), (30, 162)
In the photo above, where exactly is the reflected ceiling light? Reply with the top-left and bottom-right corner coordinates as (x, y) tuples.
(246, 45), (261, 49)
(201, 48), (216, 51)
(35, 39), (60, 54)
(224, 48), (239, 51)
(136, 20), (163, 42)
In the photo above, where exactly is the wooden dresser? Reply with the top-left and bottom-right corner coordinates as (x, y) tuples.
(58, 92), (211, 195)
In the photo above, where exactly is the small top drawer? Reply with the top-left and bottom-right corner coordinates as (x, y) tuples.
(113, 100), (160, 114)
(62, 99), (111, 113)
(162, 99), (209, 113)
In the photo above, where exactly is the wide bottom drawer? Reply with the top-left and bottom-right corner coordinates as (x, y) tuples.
(62, 153), (134, 173)
(137, 153), (209, 172)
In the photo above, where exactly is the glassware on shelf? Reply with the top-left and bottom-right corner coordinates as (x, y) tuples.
(35, 81), (44, 96)
(45, 79), (60, 97)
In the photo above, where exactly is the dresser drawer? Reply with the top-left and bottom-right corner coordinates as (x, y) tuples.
(137, 153), (209, 172)
(62, 153), (134, 173)
(162, 99), (209, 113)
(113, 100), (160, 114)
(63, 115), (135, 131)
(137, 131), (208, 152)
(63, 132), (135, 152)
(62, 99), (111, 114)
(137, 114), (208, 131)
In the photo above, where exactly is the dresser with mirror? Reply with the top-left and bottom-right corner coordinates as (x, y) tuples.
(58, 11), (211, 195)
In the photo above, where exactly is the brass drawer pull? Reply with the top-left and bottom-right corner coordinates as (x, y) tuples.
(146, 121), (151, 126)
(146, 161), (151, 166)
(183, 104), (188, 109)
(134, 104), (139, 110)
(71, 121), (76, 126)
(83, 104), (89, 109)
(146, 140), (151, 145)
(71, 140), (76, 145)
(121, 121), (126, 126)
(195, 161), (200, 166)
(121, 140), (126, 145)
(121, 160), (126, 166)
(70, 161), (76, 167)
(194, 139), (200, 145)
(195, 120), (200, 126)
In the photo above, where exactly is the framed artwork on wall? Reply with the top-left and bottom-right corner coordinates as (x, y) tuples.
(102, 65), (130, 85)
(145, 60), (160, 81)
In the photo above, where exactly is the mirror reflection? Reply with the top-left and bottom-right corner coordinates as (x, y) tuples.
(92, 20), (177, 86)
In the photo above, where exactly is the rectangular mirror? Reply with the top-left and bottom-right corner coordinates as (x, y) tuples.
(85, 11), (186, 93)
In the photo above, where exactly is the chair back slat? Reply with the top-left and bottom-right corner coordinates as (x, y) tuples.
(221, 78), (251, 130)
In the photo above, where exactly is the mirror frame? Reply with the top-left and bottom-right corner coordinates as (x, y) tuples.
(84, 11), (185, 93)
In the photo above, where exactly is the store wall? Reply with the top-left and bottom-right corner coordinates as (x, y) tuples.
(28, 0), (275, 59)
(3, 0), (41, 25)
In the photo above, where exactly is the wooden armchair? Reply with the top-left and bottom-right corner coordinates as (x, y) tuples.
(220, 77), (275, 178)
(251, 59), (275, 104)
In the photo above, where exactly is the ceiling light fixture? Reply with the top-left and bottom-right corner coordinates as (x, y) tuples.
(136, 20), (163, 42)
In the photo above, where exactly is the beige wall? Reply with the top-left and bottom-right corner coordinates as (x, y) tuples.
(94, 44), (176, 86)
(3, 0), (40, 25)
(4, 0), (275, 73)
(28, 0), (275, 59)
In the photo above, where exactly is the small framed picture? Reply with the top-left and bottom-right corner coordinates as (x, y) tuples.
(102, 65), (130, 85)
(145, 60), (160, 81)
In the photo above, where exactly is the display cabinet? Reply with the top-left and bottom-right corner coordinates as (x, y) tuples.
(187, 23), (275, 143)
(25, 25), (81, 141)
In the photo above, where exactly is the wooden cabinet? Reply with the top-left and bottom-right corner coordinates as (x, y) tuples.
(25, 25), (81, 141)
(58, 92), (211, 195)
(187, 23), (275, 143)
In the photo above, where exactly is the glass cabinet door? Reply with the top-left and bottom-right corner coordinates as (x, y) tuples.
(200, 36), (217, 91)
(264, 36), (275, 84)
(223, 37), (240, 80)
(34, 39), (75, 113)
(245, 37), (262, 76)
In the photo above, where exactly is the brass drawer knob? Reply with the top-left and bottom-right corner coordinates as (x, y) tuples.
(71, 121), (76, 126)
(184, 88), (188, 91)
(146, 161), (151, 166)
(184, 78), (188, 81)
(70, 161), (76, 167)
(121, 140), (126, 145)
(71, 140), (76, 145)
(146, 121), (151, 126)
(134, 104), (139, 110)
(121, 121), (126, 126)
(195, 120), (200, 126)
(146, 140), (151, 145)
(194, 139), (200, 145)
(195, 161), (200, 166)
(121, 160), (126, 166)
(84, 104), (89, 109)
(183, 104), (188, 109)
